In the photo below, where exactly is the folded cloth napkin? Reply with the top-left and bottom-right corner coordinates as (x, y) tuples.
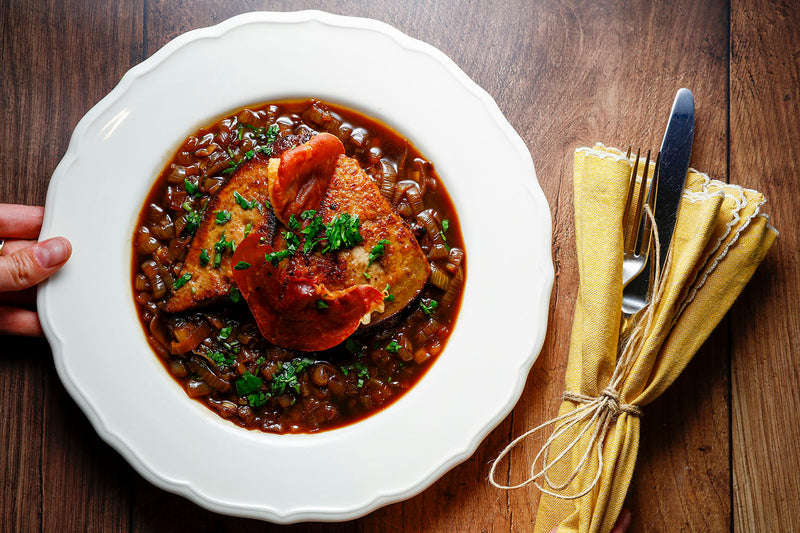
(489, 144), (777, 533)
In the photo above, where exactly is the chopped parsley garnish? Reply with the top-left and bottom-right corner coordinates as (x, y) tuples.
(265, 249), (293, 267)
(234, 191), (255, 210)
(229, 286), (242, 303)
(184, 178), (202, 197)
(213, 231), (235, 268)
(340, 362), (369, 388)
(442, 219), (450, 232)
(420, 299), (439, 315)
(215, 210), (232, 225)
(367, 239), (390, 266)
(199, 248), (210, 267)
(300, 213), (325, 253)
(233, 261), (251, 270)
(183, 209), (202, 236)
(385, 341), (401, 353)
(288, 214), (301, 230)
(172, 273), (191, 289)
(270, 358), (314, 395)
(316, 300), (330, 309)
(208, 350), (235, 368)
(235, 371), (263, 396)
(244, 222), (253, 238)
(383, 284), (395, 303)
(283, 231), (301, 254)
(247, 391), (270, 408)
(218, 326), (233, 340)
(323, 213), (363, 253)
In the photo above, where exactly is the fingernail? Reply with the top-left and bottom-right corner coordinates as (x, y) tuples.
(34, 237), (71, 269)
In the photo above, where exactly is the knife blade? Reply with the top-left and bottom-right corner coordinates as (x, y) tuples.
(621, 88), (694, 315)
(654, 87), (694, 269)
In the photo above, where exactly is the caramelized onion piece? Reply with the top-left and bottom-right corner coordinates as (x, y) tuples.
(169, 321), (213, 355)
(187, 357), (232, 393)
(441, 266), (465, 308)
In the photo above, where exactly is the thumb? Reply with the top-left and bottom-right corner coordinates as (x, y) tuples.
(0, 237), (72, 292)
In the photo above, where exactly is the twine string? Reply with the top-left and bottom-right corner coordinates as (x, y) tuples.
(488, 205), (666, 499)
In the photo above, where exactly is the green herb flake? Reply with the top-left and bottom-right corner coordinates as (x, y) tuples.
(213, 231), (235, 268)
(183, 210), (202, 236)
(367, 239), (390, 266)
(199, 248), (210, 267)
(215, 210), (232, 225)
(420, 299), (439, 315)
(385, 341), (401, 354)
(229, 286), (243, 303)
(300, 209), (317, 220)
(288, 214), (301, 230)
(218, 326), (233, 340)
(265, 249), (292, 267)
(184, 178), (201, 197)
(208, 350), (235, 368)
(341, 362), (369, 388)
(270, 358), (314, 395)
(323, 213), (363, 253)
(172, 273), (191, 290)
(233, 261), (251, 270)
(316, 300), (330, 309)
(442, 219), (450, 232)
(244, 222), (253, 238)
(234, 191), (254, 210)
(383, 284), (395, 303)
(247, 391), (270, 408)
(235, 371), (263, 396)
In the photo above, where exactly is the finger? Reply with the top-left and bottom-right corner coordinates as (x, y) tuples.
(0, 204), (45, 239)
(611, 509), (632, 533)
(0, 239), (38, 256)
(0, 237), (72, 292)
(0, 304), (44, 337)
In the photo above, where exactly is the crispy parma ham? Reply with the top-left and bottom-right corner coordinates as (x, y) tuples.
(231, 232), (385, 351)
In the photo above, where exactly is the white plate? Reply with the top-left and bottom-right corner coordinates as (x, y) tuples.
(39, 11), (553, 523)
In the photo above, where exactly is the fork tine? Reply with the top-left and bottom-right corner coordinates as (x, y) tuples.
(631, 149), (651, 253)
(621, 147), (641, 253)
(639, 151), (660, 257)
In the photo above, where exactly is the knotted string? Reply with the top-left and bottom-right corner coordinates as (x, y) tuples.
(489, 205), (666, 499)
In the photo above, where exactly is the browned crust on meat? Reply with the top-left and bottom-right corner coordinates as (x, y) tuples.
(310, 156), (430, 323)
(166, 158), (271, 312)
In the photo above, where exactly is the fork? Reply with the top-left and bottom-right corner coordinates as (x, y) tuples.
(620, 147), (659, 290)
(618, 148), (659, 340)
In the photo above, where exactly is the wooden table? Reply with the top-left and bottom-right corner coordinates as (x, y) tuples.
(2, 1), (798, 531)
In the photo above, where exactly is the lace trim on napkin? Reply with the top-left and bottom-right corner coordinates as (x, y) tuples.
(675, 171), (770, 319)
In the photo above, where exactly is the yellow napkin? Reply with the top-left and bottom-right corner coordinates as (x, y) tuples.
(490, 144), (777, 533)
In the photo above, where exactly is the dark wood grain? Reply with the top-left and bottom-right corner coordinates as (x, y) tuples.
(730, 0), (800, 531)
(1, 0), (798, 531)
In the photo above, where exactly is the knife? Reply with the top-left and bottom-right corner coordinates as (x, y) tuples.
(621, 88), (694, 315)
(654, 88), (694, 270)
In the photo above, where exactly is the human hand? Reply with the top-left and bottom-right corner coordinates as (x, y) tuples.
(548, 509), (631, 533)
(0, 203), (72, 337)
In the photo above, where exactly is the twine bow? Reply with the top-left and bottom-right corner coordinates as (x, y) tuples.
(489, 206), (663, 500)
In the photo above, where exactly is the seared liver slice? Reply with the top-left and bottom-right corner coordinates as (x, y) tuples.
(166, 158), (272, 313)
(306, 155), (430, 323)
